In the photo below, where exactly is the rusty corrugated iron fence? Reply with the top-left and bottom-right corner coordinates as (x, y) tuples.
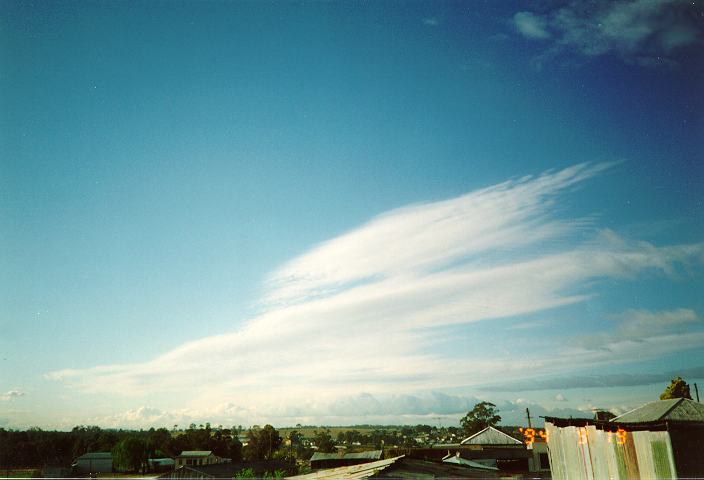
(545, 422), (677, 480)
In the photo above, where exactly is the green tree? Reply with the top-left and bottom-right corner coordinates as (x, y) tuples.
(244, 425), (282, 461)
(112, 436), (147, 473)
(660, 376), (692, 400)
(460, 401), (501, 436)
(313, 430), (336, 453)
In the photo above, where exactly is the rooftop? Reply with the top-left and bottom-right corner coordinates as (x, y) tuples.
(310, 450), (382, 462)
(76, 452), (112, 460)
(178, 450), (213, 457)
(460, 426), (523, 446)
(613, 398), (704, 423)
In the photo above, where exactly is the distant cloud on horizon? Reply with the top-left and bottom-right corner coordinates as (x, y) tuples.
(1, 389), (26, 401)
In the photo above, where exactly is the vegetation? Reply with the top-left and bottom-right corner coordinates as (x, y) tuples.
(460, 401), (501, 436)
(0, 424), (242, 469)
(660, 376), (692, 400)
(312, 430), (336, 453)
(1, 406), (512, 472)
(243, 425), (282, 461)
(112, 436), (146, 472)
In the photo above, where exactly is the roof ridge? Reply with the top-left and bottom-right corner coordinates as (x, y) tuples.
(660, 397), (685, 419)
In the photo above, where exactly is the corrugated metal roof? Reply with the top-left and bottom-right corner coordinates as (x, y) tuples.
(77, 452), (112, 460)
(310, 450), (382, 462)
(344, 450), (382, 460)
(442, 454), (499, 471)
(613, 398), (704, 423)
(178, 450), (213, 457)
(310, 452), (340, 461)
(460, 427), (522, 445)
(287, 455), (403, 479)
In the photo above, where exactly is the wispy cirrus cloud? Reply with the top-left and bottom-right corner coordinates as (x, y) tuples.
(45, 163), (704, 423)
(512, 0), (702, 66)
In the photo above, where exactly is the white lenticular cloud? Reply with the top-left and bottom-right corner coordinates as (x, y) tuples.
(46, 163), (704, 420)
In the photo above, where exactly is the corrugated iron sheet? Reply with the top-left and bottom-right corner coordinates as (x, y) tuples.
(286, 456), (403, 480)
(545, 422), (677, 480)
(460, 427), (522, 445)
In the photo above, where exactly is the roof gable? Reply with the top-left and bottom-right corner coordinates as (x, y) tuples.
(460, 426), (522, 445)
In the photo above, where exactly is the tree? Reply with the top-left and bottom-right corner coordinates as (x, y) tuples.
(460, 402), (501, 436)
(244, 425), (282, 461)
(112, 436), (147, 473)
(313, 430), (336, 453)
(660, 376), (692, 400)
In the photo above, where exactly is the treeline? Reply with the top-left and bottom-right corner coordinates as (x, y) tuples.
(0, 424), (248, 470)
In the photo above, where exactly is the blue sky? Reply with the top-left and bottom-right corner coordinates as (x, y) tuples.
(1, 0), (703, 429)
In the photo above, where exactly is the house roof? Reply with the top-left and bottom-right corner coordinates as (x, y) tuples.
(460, 426), (523, 445)
(76, 452), (112, 460)
(178, 450), (213, 457)
(287, 456), (403, 479)
(612, 398), (704, 423)
(374, 458), (499, 479)
(344, 450), (382, 460)
(158, 460), (290, 479)
(310, 450), (382, 462)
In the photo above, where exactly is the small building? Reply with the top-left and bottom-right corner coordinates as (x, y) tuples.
(545, 398), (704, 479)
(310, 450), (382, 469)
(149, 457), (176, 472)
(526, 435), (550, 473)
(72, 452), (113, 474)
(175, 450), (224, 467)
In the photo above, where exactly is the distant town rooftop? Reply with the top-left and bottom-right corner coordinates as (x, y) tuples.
(177, 450), (213, 457)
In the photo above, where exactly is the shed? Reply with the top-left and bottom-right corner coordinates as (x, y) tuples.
(175, 450), (223, 467)
(544, 399), (704, 480)
(72, 452), (113, 474)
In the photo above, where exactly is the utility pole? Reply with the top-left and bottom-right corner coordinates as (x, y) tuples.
(695, 383), (700, 402)
(526, 408), (532, 429)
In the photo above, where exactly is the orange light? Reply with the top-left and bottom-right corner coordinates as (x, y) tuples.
(524, 428), (536, 445)
(616, 428), (627, 445)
